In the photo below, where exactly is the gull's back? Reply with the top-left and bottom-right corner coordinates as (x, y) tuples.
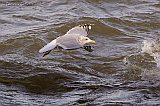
(56, 34), (81, 50)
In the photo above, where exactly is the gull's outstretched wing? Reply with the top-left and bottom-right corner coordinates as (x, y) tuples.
(39, 39), (57, 53)
(66, 24), (92, 36)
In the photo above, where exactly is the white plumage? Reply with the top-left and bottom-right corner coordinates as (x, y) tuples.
(39, 24), (95, 56)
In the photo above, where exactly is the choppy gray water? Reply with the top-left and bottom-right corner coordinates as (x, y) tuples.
(0, 0), (160, 105)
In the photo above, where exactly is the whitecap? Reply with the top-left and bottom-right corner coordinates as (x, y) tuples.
(141, 38), (160, 68)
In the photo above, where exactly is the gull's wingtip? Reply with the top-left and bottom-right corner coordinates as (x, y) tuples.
(38, 39), (57, 53)
(79, 23), (94, 28)
(39, 48), (44, 53)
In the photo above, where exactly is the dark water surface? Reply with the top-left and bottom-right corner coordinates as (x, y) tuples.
(0, 0), (160, 105)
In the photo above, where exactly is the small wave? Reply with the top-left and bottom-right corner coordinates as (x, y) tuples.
(141, 38), (160, 68)
(122, 37), (160, 80)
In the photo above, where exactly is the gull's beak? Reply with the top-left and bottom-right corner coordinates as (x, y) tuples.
(89, 40), (96, 44)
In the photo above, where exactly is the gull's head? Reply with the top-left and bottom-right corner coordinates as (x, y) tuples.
(79, 36), (96, 46)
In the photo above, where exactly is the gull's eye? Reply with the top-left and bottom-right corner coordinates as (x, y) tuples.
(85, 38), (88, 40)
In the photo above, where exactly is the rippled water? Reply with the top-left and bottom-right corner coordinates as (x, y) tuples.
(0, 0), (160, 105)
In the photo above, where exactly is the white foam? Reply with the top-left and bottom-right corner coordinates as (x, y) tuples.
(141, 38), (160, 68)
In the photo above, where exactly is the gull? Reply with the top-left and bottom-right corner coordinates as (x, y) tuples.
(39, 24), (96, 57)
